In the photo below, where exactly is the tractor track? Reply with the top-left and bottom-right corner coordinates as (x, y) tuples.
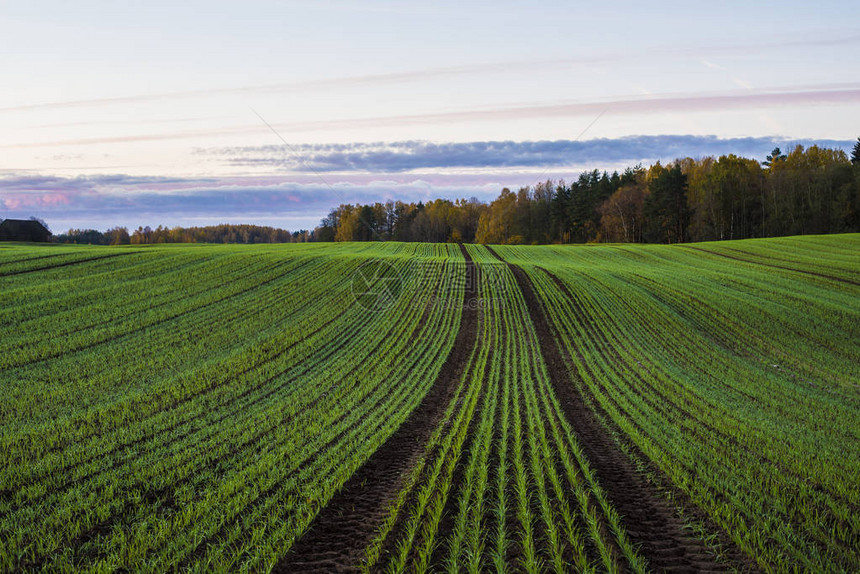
(275, 244), (480, 573)
(485, 245), (737, 573)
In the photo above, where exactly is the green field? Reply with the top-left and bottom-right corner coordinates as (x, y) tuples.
(1, 235), (858, 573)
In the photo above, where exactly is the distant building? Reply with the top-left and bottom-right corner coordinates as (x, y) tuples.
(0, 219), (52, 242)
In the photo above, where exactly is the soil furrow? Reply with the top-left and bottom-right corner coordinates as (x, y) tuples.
(485, 245), (733, 573)
(424, 344), (493, 570)
(274, 244), (480, 573)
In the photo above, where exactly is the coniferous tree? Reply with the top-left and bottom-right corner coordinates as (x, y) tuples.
(851, 137), (860, 166)
(763, 147), (787, 168)
(644, 165), (690, 243)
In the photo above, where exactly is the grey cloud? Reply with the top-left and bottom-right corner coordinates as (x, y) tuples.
(3, 131), (855, 231)
(202, 135), (857, 173)
(0, 173), (214, 192)
(0, 173), (500, 232)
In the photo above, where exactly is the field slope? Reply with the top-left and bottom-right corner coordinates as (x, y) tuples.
(0, 234), (857, 573)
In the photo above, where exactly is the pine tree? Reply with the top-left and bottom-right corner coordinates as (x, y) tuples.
(851, 137), (860, 166)
(644, 165), (690, 243)
(762, 147), (787, 168)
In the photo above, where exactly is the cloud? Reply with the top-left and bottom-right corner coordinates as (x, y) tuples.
(2, 31), (858, 116)
(2, 134), (854, 231)
(0, 173), (502, 231)
(701, 60), (726, 70)
(9, 84), (860, 150)
(0, 173), (202, 192)
(201, 135), (857, 173)
(0, 56), (614, 116)
(265, 86), (860, 134)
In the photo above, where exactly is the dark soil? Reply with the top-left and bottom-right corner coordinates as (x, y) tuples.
(484, 245), (735, 574)
(274, 244), (480, 573)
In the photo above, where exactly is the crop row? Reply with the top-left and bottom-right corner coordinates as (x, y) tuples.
(495, 234), (860, 572)
(0, 243), (467, 572)
(362, 245), (645, 573)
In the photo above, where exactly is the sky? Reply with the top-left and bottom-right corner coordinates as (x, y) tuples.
(1, 0), (859, 232)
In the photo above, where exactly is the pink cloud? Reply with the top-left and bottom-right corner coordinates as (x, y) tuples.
(39, 192), (72, 206)
(2, 191), (73, 209)
(3, 198), (23, 210)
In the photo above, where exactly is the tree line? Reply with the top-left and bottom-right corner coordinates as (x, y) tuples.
(55, 224), (313, 245)
(320, 141), (860, 244)
(53, 140), (860, 246)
